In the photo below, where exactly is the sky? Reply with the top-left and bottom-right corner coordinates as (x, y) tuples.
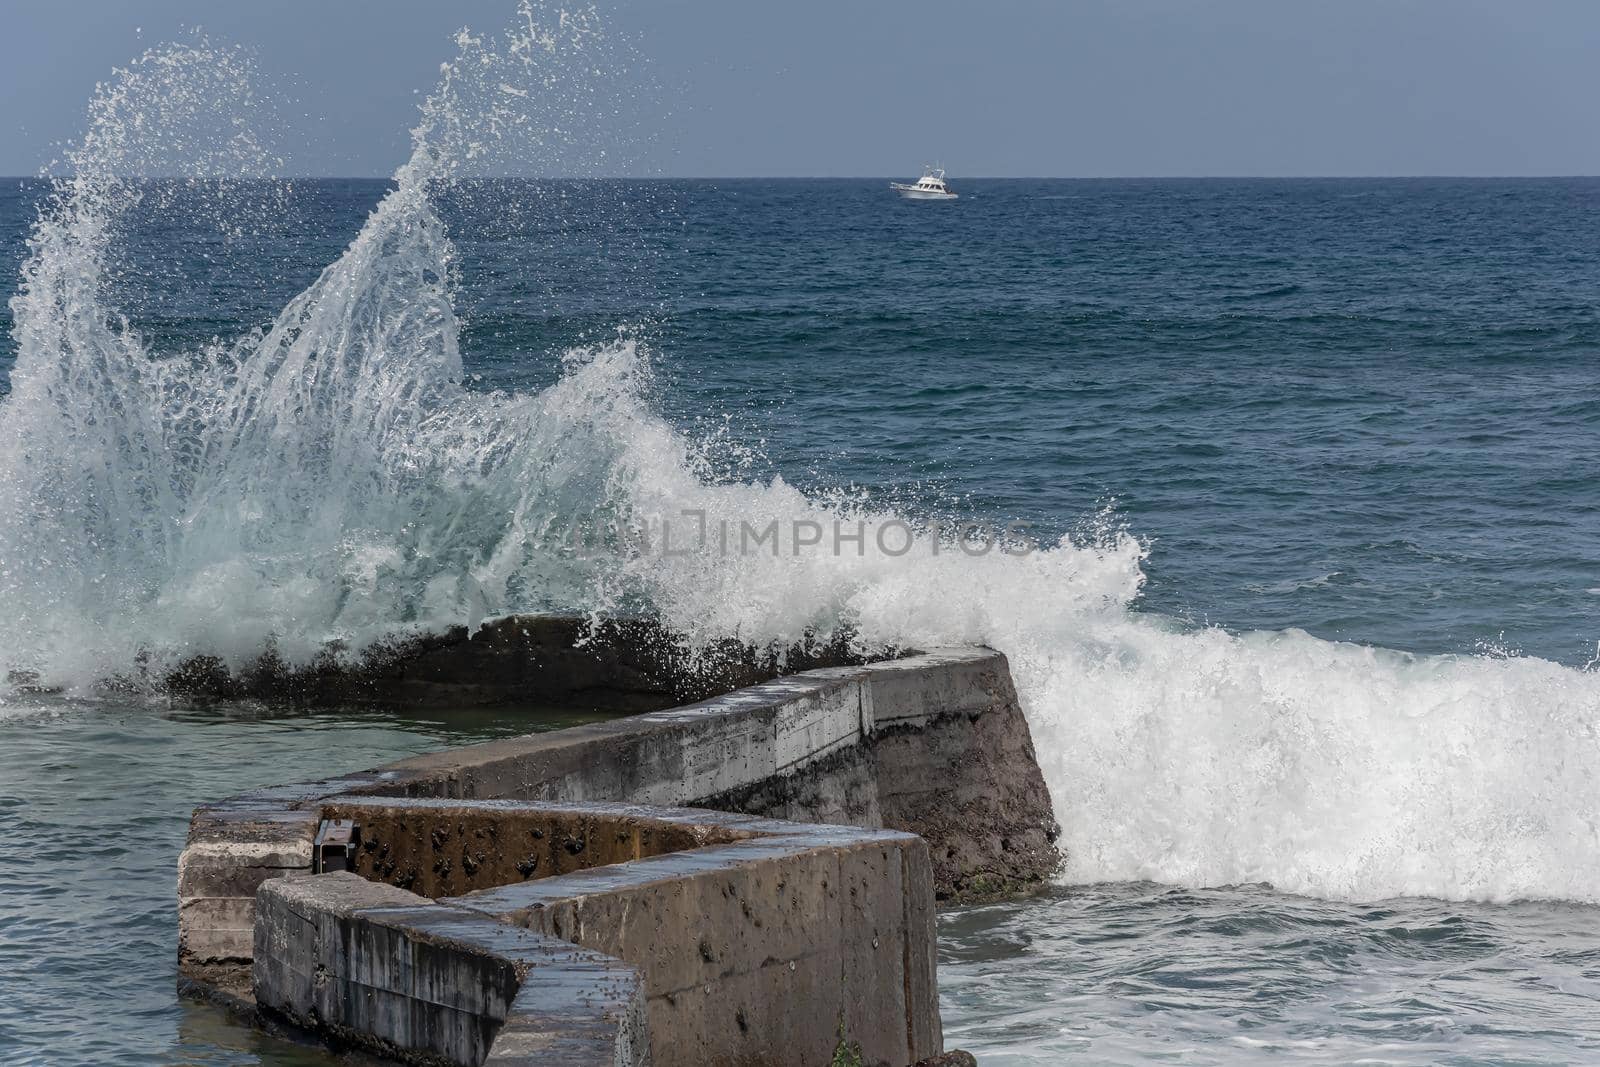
(2, 0), (1599, 178)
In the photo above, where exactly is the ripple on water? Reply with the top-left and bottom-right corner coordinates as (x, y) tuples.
(0, 694), (533, 1066)
(938, 883), (1600, 1065)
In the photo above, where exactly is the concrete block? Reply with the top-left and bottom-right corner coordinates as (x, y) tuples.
(451, 821), (938, 1067)
(254, 872), (647, 1067)
(178, 806), (319, 970)
(177, 896), (257, 964)
(862, 648), (1008, 729)
(772, 680), (863, 773)
(177, 836), (316, 899)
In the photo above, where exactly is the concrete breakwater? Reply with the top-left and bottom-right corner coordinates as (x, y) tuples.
(178, 616), (1059, 1065)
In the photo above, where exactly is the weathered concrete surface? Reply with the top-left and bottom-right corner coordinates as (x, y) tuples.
(177, 768), (435, 968)
(253, 803), (938, 1067)
(255, 872), (646, 1066)
(371, 669), (870, 806)
(424, 802), (942, 1067)
(702, 650), (1060, 903)
(360, 648), (1059, 901)
(320, 798), (755, 899)
(178, 809), (320, 973)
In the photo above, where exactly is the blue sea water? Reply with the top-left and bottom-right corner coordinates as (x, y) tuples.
(3, 174), (1600, 1066)
(6, 176), (1594, 663)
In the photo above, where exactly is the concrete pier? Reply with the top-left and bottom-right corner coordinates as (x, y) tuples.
(255, 871), (649, 1066)
(178, 618), (1060, 1065)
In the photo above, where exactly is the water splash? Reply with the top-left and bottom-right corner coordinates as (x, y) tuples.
(3, 8), (1599, 907)
(0, 9), (659, 679)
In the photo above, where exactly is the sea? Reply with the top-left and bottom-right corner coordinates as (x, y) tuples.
(2, 33), (1600, 1067)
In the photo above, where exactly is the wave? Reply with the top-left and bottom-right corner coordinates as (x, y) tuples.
(2, 8), (1599, 906)
(1220, 283), (1303, 301)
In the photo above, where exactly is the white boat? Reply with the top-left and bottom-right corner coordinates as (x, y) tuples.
(890, 166), (957, 200)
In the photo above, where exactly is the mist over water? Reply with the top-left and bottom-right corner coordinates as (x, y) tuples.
(1, 2), (1598, 928)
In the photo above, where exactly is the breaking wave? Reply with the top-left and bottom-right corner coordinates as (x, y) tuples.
(2, 7), (1598, 906)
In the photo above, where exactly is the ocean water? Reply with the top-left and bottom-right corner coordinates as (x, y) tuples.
(9, 174), (1596, 665)
(0, 699), (534, 1066)
(2, 25), (1600, 1067)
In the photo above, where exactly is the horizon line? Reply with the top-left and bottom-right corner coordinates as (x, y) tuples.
(5, 173), (1600, 183)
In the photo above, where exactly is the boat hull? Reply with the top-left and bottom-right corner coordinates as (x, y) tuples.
(890, 183), (957, 200)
